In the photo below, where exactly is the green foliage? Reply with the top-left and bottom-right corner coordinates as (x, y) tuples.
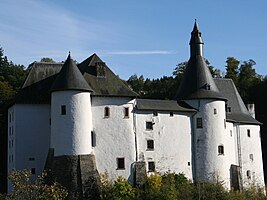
(100, 172), (266, 200)
(40, 57), (56, 63)
(225, 57), (240, 85)
(100, 176), (135, 200)
(0, 46), (28, 96)
(0, 81), (15, 102)
(2, 170), (68, 200)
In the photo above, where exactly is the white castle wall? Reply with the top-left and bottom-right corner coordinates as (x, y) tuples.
(91, 97), (136, 183)
(238, 124), (264, 188)
(135, 110), (193, 179)
(51, 91), (93, 156)
(7, 104), (51, 191)
(186, 99), (234, 187)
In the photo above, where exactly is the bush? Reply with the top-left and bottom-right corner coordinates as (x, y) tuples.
(3, 170), (68, 200)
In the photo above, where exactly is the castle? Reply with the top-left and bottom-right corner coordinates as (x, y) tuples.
(6, 21), (265, 196)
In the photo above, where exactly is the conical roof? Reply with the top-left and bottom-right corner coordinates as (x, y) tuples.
(50, 53), (93, 92)
(174, 21), (226, 101)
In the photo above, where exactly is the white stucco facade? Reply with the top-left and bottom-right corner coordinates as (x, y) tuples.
(7, 104), (51, 191)
(51, 91), (93, 156)
(91, 97), (136, 182)
(135, 110), (193, 179)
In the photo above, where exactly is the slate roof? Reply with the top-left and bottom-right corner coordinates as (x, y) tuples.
(174, 21), (226, 101)
(15, 53), (137, 103)
(78, 54), (138, 97)
(214, 78), (261, 125)
(136, 99), (196, 112)
(50, 54), (93, 92)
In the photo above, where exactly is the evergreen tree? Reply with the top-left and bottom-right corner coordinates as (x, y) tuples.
(225, 57), (240, 86)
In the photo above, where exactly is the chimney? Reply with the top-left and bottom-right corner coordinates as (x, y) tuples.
(247, 103), (255, 118)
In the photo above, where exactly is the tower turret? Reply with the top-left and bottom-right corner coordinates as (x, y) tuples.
(46, 53), (100, 199)
(190, 20), (204, 57)
(174, 21), (230, 187)
(50, 53), (94, 156)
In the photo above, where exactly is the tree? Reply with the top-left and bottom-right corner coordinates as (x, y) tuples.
(238, 59), (260, 102)
(3, 170), (68, 199)
(0, 47), (9, 68)
(0, 81), (15, 102)
(225, 57), (240, 86)
(40, 57), (56, 63)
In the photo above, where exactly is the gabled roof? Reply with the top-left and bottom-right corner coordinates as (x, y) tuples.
(136, 99), (196, 112)
(78, 53), (138, 97)
(214, 78), (261, 125)
(50, 54), (93, 92)
(15, 53), (137, 104)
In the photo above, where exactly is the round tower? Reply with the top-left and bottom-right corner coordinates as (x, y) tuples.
(50, 53), (94, 156)
(175, 21), (229, 184)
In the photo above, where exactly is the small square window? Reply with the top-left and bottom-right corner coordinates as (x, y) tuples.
(247, 170), (251, 179)
(153, 111), (158, 116)
(218, 145), (224, 155)
(196, 118), (203, 128)
(188, 162), (190, 166)
(147, 140), (154, 150)
(148, 161), (155, 172)
(29, 157), (35, 161)
(170, 112), (174, 117)
(249, 154), (253, 161)
(31, 168), (36, 174)
(227, 107), (231, 113)
(146, 122), (153, 130)
(61, 105), (66, 115)
(124, 107), (129, 118)
(117, 158), (125, 170)
(214, 108), (217, 114)
(247, 129), (251, 137)
(104, 107), (110, 118)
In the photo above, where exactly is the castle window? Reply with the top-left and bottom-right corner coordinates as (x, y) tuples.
(214, 108), (217, 114)
(31, 168), (36, 174)
(96, 62), (106, 77)
(12, 111), (14, 121)
(104, 107), (110, 118)
(9, 113), (11, 123)
(148, 161), (155, 172)
(247, 129), (251, 137)
(147, 140), (154, 150)
(91, 131), (96, 147)
(49, 118), (51, 125)
(249, 154), (253, 161)
(196, 118), (203, 128)
(117, 158), (125, 170)
(153, 111), (158, 117)
(230, 130), (232, 137)
(224, 119), (226, 129)
(227, 107), (231, 113)
(247, 170), (251, 179)
(146, 122), (153, 130)
(170, 112), (174, 117)
(61, 105), (66, 115)
(29, 157), (35, 161)
(188, 162), (190, 166)
(124, 107), (129, 118)
(218, 145), (224, 155)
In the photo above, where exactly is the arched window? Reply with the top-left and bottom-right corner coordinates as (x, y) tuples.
(104, 107), (110, 118)
(218, 145), (224, 155)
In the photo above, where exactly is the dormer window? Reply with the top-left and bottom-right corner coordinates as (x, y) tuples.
(205, 84), (211, 90)
(95, 62), (106, 78)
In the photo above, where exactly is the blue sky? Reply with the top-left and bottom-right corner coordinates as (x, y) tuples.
(1, 0), (267, 79)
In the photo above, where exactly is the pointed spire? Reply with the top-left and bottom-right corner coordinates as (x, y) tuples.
(190, 19), (204, 57)
(192, 19), (199, 32)
(50, 52), (93, 92)
(174, 21), (226, 101)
